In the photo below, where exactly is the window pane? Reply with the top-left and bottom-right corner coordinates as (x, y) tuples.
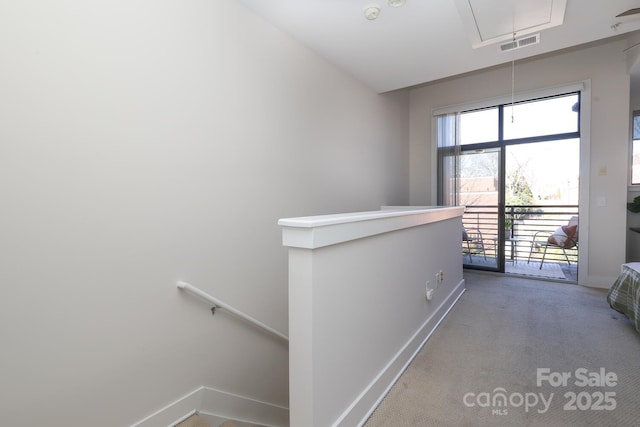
(503, 94), (579, 140)
(460, 108), (498, 145)
(634, 115), (640, 140)
(506, 139), (580, 205)
(633, 139), (640, 185)
(459, 148), (500, 206)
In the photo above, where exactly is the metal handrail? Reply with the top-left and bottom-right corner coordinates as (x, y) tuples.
(177, 281), (289, 343)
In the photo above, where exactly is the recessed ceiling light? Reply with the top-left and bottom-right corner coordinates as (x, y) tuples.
(364, 5), (380, 20)
(388, 0), (406, 7)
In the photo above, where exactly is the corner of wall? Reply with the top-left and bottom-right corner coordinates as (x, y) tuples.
(130, 387), (289, 427)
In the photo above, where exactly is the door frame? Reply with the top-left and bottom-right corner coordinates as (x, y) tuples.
(434, 84), (589, 279)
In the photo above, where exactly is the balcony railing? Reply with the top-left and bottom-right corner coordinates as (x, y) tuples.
(462, 204), (579, 265)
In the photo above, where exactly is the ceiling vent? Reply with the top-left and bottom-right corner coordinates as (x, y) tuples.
(499, 33), (540, 53)
(454, 0), (565, 49)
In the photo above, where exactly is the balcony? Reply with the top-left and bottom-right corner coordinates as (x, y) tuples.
(462, 204), (579, 281)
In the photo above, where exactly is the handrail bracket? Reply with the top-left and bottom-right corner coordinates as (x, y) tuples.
(177, 281), (288, 343)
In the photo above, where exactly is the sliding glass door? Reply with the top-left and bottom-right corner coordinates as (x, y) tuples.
(438, 92), (580, 279)
(458, 148), (501, 270)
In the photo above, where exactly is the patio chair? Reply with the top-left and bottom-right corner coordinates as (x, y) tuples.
(527, 216), (578, 269)
(462, 228), (486, 263)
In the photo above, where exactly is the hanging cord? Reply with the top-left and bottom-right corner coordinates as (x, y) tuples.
(511, 53), (515, 123)
(510, 0), (516, 123)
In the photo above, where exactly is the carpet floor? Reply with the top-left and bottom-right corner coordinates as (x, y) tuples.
(364, 271), (640, 427)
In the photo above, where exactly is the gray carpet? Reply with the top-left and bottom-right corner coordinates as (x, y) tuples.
(364, 271), (640, 427)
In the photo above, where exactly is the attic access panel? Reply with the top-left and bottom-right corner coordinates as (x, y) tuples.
(454, 0), (567, 48)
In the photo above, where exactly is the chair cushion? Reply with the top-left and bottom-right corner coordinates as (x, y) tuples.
(548, 224), (578, 248)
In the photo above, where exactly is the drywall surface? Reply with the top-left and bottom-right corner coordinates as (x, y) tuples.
(282, 207), (464, 426)
(0, 1), (409, 425)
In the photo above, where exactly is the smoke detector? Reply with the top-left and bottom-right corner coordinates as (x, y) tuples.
(364, 5), (380, 20)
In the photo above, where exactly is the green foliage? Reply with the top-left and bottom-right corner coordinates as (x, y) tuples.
(506, 166), (535, 206)
(628, 195), (640, 213)
(505, 164), (539, 229)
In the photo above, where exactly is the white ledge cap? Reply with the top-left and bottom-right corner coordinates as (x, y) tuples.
(278, 206), (464, 249)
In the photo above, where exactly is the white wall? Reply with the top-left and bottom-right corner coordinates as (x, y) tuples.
(281, 208), (465, 426)
(409, 38), (631, 287)
(0, 1), (409, 425)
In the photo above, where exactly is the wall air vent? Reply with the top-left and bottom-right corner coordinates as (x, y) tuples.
(499, 33), (540, 53)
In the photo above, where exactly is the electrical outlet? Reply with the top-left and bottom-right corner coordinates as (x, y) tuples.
(439, 270), (444, 284)
(426, 288), (434, 301)
(426, 280), (434, 300)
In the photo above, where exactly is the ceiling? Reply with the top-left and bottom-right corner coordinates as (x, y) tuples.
(238, 0), (640, 93)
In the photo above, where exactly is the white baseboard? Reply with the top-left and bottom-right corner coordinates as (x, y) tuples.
(580, 274), (617, 289)
(131, 280), (465, 427)
(332, 278), (466, 427)
(130, 386), (289, 427)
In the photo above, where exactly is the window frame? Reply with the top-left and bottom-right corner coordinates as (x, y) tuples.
(630, 110), (640, 186)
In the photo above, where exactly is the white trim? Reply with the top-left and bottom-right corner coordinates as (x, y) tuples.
(430, 114), (439, 205)
(331, 279), (466, 427)
(629, 110), (639, 186)
(577, 80), (591, 286)
(432, 82), (585, 116)
(197, 387), (289, 427)
(129, 386), (289, 427)
(130, 388), (203, 427)
(279, 206), (464, 249)
(580, 275), (618, 290)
